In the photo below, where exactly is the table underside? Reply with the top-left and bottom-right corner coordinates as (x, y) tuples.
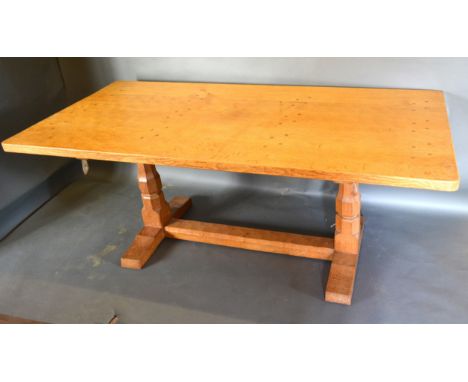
(122, 163), (364, 305)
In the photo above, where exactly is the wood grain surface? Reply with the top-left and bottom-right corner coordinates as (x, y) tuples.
(2, 81), (459, 191)
(164, 218), (335, 260)
(326, 183), (363, 305)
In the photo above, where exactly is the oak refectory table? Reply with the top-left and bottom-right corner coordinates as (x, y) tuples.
(2, 81), (459, 305)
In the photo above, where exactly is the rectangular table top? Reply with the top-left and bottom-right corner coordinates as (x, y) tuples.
(2, 81), (459, 191)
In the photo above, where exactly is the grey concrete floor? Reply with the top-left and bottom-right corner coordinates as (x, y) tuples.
(1, 172), (468, 323)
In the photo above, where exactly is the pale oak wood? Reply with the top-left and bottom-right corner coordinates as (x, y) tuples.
(121, 164), (193, 269)
(121, 195), (193, 269)
(1, 81), (459, 191)
(164, 219), (335, 260)
(325, 254), (360, 306)
(334, 183), (361, 255)
(138, 164), (172, 228)
(325, 183), (363, 305)
(170, 195), (193, 219)
(120, 226), (165, 269)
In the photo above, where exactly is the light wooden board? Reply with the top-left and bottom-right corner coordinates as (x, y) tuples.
(2, 81), (459, 190)
(164, 219), (335, 260)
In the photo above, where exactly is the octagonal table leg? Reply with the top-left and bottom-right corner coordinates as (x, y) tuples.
(326, 183), (363, 305)
(121, 164), (191, 269)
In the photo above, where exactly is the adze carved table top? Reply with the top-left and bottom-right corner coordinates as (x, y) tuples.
(2, 81), (459, 191)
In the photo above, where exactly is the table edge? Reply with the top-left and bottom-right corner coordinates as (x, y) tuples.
(2, 141), (460, 192)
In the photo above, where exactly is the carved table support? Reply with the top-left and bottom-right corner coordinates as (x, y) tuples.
(137, 164), (172, 228)
(121, 164), (191, 269)
(325, 183), (363, 305)
(121, 166), (364, 305)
